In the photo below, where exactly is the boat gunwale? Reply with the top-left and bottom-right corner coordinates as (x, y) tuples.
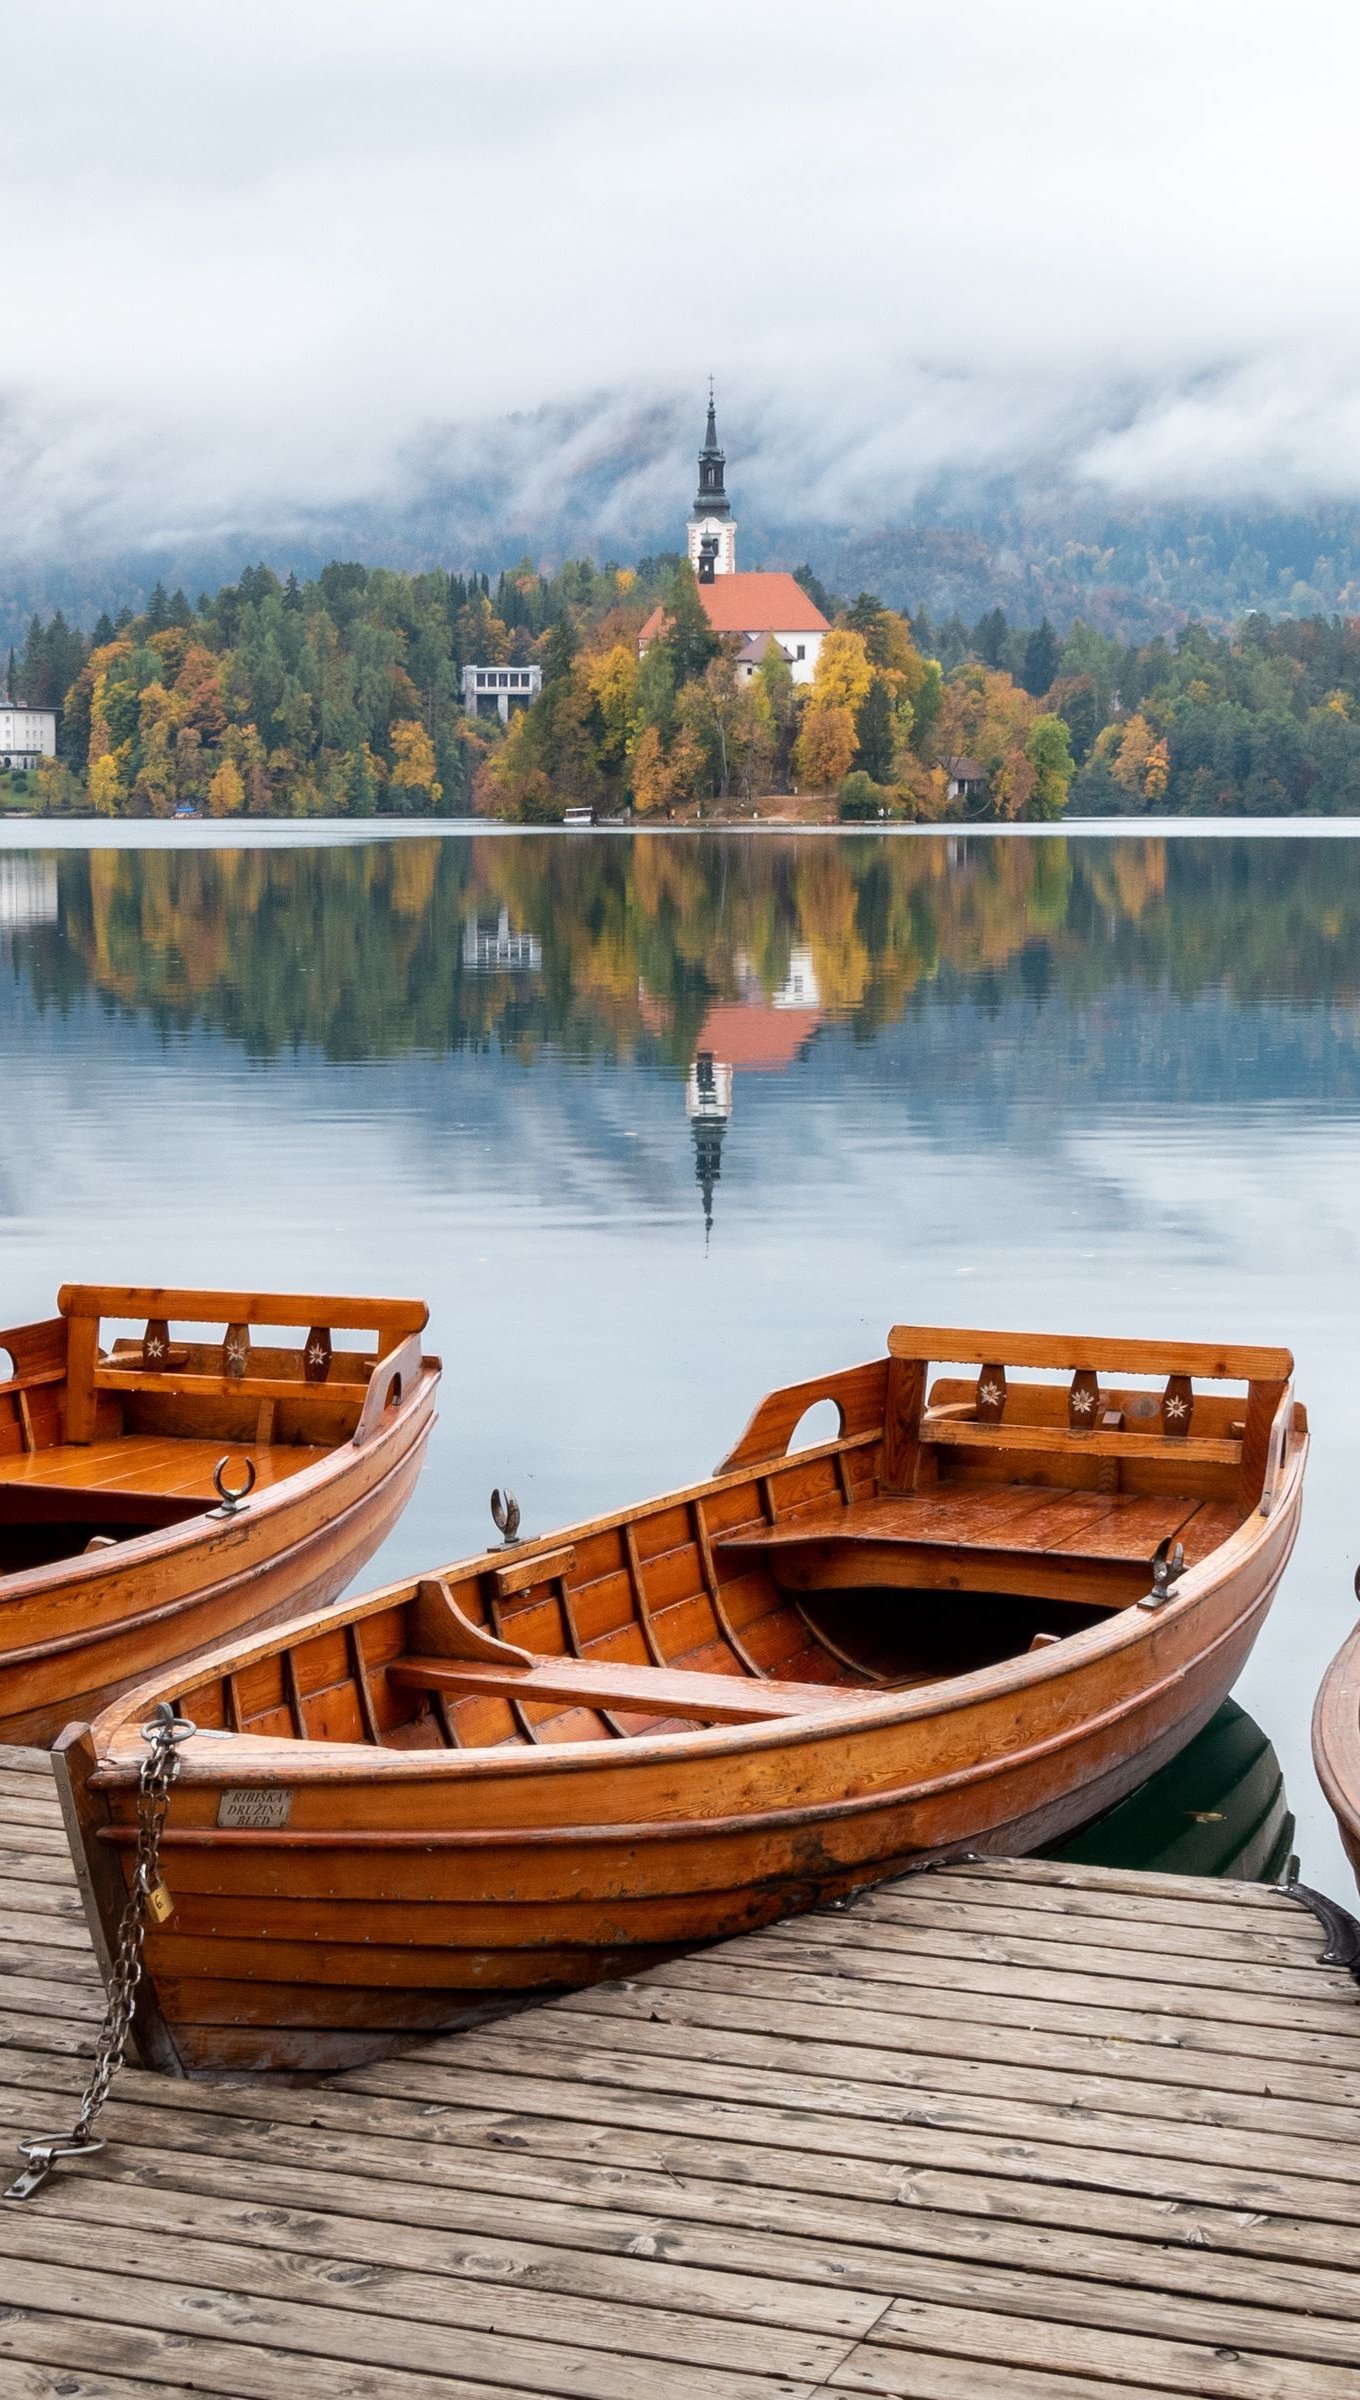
(83, 1418), (1309, 1792)
(1312, 1617), (1360, 1843)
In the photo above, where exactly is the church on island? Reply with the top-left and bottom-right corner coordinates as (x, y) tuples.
(638, 390), (830, 685)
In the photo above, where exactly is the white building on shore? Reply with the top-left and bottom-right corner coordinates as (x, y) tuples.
(0, 704), (56, 770)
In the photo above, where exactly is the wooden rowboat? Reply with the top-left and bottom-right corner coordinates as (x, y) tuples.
(1, 1283), (439, 1746)
(1313, 1608), (1360, 1895)
(62, 1323), (1305, 2074)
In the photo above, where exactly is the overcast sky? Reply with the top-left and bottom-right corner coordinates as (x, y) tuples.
(7, 0), (1360, 557)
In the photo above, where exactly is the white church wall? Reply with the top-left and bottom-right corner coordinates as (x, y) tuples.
(773, 629), (824, 686)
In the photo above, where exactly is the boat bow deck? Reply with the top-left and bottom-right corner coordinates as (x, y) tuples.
(0, 1434), (332, 1507)
(719, 1484), (1244, 1585)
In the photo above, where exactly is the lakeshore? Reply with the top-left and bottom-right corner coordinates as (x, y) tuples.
(14, 811), (1360, 846)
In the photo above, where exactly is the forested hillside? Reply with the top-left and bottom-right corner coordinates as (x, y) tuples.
(12, 553), (1360, 820)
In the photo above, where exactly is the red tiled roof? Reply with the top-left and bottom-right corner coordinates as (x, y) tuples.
(697, 1002), (821, 1072)
(639, 573), (830, 647)
(698, 573), (830, 634)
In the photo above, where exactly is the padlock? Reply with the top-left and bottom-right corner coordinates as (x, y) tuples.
(144, 1880), (175, 1927)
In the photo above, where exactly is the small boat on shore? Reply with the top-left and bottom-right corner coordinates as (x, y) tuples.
(1, 1282), (439, 1745)
(1313, 1605), (1360, 1895)
(62, 1322), (1305, 2073)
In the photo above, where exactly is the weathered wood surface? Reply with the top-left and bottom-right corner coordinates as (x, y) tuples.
(2, 1752), (1359, 2399)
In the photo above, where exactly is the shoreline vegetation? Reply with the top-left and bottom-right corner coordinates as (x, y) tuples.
(11, 555), (1360, 826)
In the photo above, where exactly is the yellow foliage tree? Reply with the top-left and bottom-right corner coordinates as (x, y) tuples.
(389, 719), (442, 804)
(207, 757), (245, 817)
(584, 643), (639, 772)
(87, 754), (122, 815)
(1095, 712), (1169, 802)
(629, 723), (673, 815)
(809, 628), (873, 713)
(794, 701), (859, 793)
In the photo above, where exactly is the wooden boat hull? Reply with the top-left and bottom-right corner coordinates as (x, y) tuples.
(1313, 1619), (1360, 1894)
(1, 1285), (439, 1745)
(67, 1324), (1307, 2072)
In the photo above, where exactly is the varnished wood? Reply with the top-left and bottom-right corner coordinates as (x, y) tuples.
(922, 1417), (1241, 1466)
(624, 1519), (667, 1668)
(692, 1497), (761, 1677)
(387, 1655), (857, 1722)
(494, 1545), (577, 1601)
(1239, 1377), (1291, 1511)
(415, 1576), (532, 1665)
(1313, 1617), (1360, 1896)
(62, 1310), (99, 1445)
(59, 1284), (428, 1338)
(0, 1282), (441, 1747)
(880, 1355), (924, 1493)
(889, 1325), (1294, 1382)
(63, 1319), (1307, 2077)
(713, 1360), (888, 1473)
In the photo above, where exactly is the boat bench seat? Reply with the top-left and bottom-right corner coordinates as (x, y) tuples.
(388, 1653), (863, 1724)
(717, 1485), (1242, 1579)
(0, 1434), (330, 1509)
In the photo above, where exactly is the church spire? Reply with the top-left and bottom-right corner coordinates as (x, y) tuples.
(688, 379), (737, 576)
(693, 381), (730, 519)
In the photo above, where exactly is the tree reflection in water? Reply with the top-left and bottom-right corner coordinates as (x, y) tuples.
(10, 834), (1360, 1070)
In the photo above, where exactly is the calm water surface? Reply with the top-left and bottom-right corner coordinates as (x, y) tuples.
(2, 822), (1356, 1891)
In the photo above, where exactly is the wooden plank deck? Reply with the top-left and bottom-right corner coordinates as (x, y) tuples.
(1, 1741), (1359, 2398)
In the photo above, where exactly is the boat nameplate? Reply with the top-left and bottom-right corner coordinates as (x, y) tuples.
(217, 1789), (293, 1830)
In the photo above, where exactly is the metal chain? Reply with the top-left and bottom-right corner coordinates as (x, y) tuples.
(5, 1701), (195, 2201)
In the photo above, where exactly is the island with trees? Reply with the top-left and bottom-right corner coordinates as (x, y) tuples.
(9, 554), (1360, 822)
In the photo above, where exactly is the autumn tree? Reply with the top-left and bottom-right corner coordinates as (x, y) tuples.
(629, 723), (673, 815)
(795, 701), (858, 792)
(794, 629), (872, 791)
(389, 719), (442, 807)
(208, 757), (245, 817)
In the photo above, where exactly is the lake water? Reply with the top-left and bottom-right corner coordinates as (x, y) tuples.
(2, 820), (1356, 1893)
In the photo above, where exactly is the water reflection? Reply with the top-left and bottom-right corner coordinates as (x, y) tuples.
(1049, 1701), (1295, 1883)
(11, 832), (1360, 1064)
(2, 826), (1358, 1891)
(11, 833), (1360, 1240)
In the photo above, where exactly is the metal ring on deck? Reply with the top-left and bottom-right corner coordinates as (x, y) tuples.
(16, 2134), (105, 2163)
(138, 1703), (199, 1748)
(209, 1455), (257, 1517)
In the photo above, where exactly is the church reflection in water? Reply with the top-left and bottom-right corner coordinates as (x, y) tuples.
(685, 945), (822, 1235)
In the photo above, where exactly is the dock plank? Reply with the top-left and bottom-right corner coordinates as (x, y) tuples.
(0, 1747), (1357, 2400)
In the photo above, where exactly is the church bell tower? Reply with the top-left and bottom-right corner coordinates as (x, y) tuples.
(687, 382), (737, 578)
